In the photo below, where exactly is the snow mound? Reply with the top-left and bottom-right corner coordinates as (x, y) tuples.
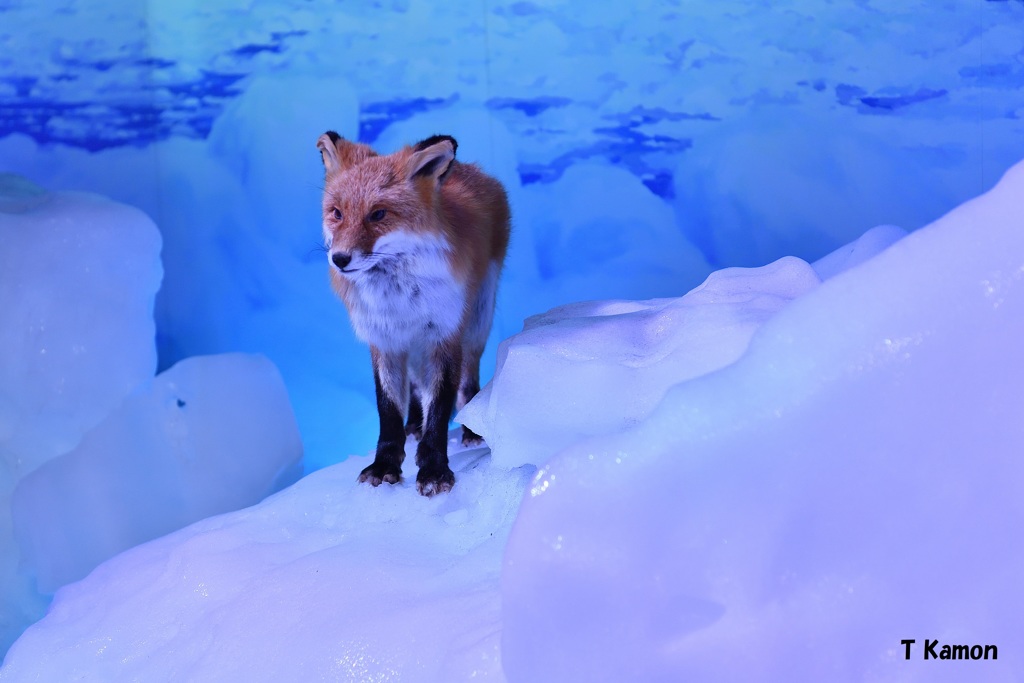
(812, 223), (908, 280)
(0, 438), (534, 682)
(0, 174), (162, 476)
(0, 175), (162, 653)
(11, 353), (303, 594)
(460, 255), (820, 468)
(501, 160), (1024, 681)
(4, 153), (1023, 680)
(0, 176), (305, 657)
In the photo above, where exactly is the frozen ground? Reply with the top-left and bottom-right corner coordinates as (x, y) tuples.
(460, 255), (823, 469)
(2, 0), (1024, 673)
(1, 435), (533, 682)
(0, 178), (301, 656)
(12, 353), (303, 594)
(461, 223), (909, 469)
(0, 175), (162, 653)
(3, 157), (1021, 680)
(500, 155), (1024, 682)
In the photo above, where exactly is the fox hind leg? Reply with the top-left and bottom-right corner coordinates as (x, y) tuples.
(457, 261), (498, 447)
(458, 344), (485, 447)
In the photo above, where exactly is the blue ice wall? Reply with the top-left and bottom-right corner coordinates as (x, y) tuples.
(2, 0), (1023, 469)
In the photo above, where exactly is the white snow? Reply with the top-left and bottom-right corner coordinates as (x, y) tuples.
(459, 255), (820, 469)
(0, 175), (161, 652)
(0, 174), (162, 477)
(0, 176), (302, 657)
(4, 156), (1022, 680)
(501, 159), (1024, 681)
(11, 353), (303, 594)
(0, 438), (533, 682)
(2, 0), (1024, 673)
(462, 216), (910, 470)
(811, 223), (908, 280)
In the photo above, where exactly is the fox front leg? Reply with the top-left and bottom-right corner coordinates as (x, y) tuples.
(414, 342), (460, 496)
(358, 348), (408, 486)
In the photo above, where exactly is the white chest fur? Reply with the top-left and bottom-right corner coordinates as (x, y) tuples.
(345, 231), (467, 352)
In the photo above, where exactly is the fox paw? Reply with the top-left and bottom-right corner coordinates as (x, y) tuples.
(416, 464), (455, 497)
(461, 426), (485, 447)
(358, 462), (402, 487)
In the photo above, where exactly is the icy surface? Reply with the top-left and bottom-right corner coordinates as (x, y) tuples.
(0, 437), (534, 682)
(12, 353), (303, 594)
(501, 160), (1024, 681)
(0, 176), (161, 653)
(811, 223), (908, 280)
(3, 158), (1023, 680)
(460, 256), (820, 468)
(0, 176), (303, 656)
(0, 174), (161, 476)
(3, 0), (1024, 670)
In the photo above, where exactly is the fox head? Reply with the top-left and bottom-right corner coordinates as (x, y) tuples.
(317, 132), (458, 278)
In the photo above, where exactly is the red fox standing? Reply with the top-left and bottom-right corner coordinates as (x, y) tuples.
(316, 131), (510, 496)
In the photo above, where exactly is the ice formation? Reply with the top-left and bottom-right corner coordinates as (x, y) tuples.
(459, 256), (821, 469)
(0, 176), (302, 658)
(0, 175), (161, 652)
(12, 353), (303, 593)
(5, 157), (1021, 680)
(2, 0), (1024, 674)
(0, 174), (162, 476)
(811, 223), (908, 280)
(459, 222), (912, 469)
(0, 439), (533, 681)
(501, 159), (1024, 681)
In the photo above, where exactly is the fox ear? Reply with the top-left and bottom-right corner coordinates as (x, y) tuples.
(407, 135), (456, 183)
(316, 131), (343, 175)
(317, 132), (375, 175)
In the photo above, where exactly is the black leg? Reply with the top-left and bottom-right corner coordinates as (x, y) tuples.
(457, 371), (479, 412)
(415, 345), (459, 496)
(405, 382), (423, 440)
(459, 347), (485, 446)
(358, 351), (406, 486)
(461, 424), (484, 447)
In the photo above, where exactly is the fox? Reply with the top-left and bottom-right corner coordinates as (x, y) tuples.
(316, 131), (510, 496)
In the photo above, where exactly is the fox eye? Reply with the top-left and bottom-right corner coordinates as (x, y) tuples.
(367, 208), (387, 222)
(332, 207), (342, 220)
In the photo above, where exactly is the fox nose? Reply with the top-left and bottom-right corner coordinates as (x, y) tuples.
(331, 251), (352, 270)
